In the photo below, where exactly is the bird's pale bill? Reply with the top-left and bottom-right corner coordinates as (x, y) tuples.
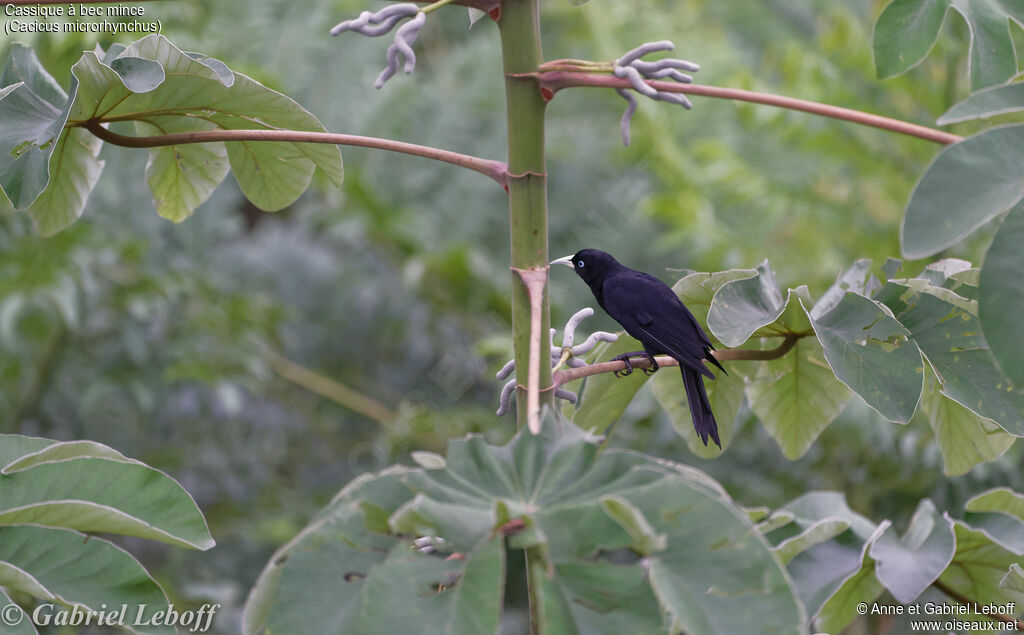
(550, 255), (574, 268)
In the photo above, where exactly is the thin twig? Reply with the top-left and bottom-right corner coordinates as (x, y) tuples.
(553, 333), (802, 387)
(266, 352), (397, 425)
(534, 71), (962, 145)
(80, 122), (509, 188)
(932, 579), (1024, 631)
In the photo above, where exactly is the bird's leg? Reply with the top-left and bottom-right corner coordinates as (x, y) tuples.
(610, 351), (649, 378)
(641, 353), (659, 376)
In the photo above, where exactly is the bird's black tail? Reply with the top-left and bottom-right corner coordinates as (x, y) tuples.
(682, 366), (720, 448)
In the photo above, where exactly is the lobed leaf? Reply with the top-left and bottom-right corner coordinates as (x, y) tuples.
(868, 499), (956, 603)
(876, 281), (1024, 437)
(747, 337), (851, 459)
(921, 367), (1013, 475)
(873, 0), (1024, 90)
(0, 437), (213, 550)
(244, 422), (806, 634)
(939, 82), (1024, 124)
(979, 200), (1024, 386)
(706, 261), (786, 347)
(0, 526), (172, 635)
(804, 291), (923, 425)
(901, 125), (1024, 259)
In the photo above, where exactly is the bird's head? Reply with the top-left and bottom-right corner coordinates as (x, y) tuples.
(550, 248), (620, 285)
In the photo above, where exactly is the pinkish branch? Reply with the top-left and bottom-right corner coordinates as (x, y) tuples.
(534, 71), (962, 146)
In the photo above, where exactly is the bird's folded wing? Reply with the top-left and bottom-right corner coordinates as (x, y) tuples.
(603, 274), (716, 379)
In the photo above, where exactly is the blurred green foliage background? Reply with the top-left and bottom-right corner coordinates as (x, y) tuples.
(2, 0), (1021, 631)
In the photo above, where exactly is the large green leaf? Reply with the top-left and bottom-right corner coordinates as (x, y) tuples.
(873, 0), (1024, 90)
(650, 364), (745, 457)
(980, 200), (1024, 386)
(747, 337), (852, 459)
(937, 522), (1024, 615)
(244, 422), (807, 634)
(768, 492), (881, 618)
(938, 82), (1024, 124)
(68, 36), (342, 219)
(876, 281), (1024, 436)
(901, 125), (1024, 259)
(3, 36), (342, 233)
(0, 436), (213, 550)
(0, 46), (105, 236)
(868, 499), (955, 603)
(672, 268), (758, 330)
(0, 44), (72, 209)
(706, 261), (787, 346)
(0, 526), (172, 635)
(0, 434), (54, 466)
(921, 367), (1014, 476)
(805, 291), (922, 424)
(814, 545), (885, 634)
(0, 587), (37, 635)
(137, 117), (230, 223)
(963, 487), (1024, 554)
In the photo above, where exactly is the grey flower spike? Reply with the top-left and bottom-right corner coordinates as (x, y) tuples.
(394, 12), (426, 73)
(572, 331), (619, 356)
(330, 4), (426, 89)
(641, 67), (694, 83)
(616, 40), (674, 67)
(617, 88), (638, 146)
(654, 92), (693, 110)
(330, 3), (419, 36)
(356, 15), (409, 37)
(374, 12), (426, 88)
(613, 64), (658, 97)
(612, 40), (700, 146)
(496, 359), (516, 381)
(496, 379), (516, 416)
(632, 59), (700, 74)
(562, 308), (595, 349)
(555, 389), (578, 404)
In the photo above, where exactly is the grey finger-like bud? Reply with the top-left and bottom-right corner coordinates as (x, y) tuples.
(616, 40), (674, 66)
(496, 359), (516, 380)
(370, 3), (420, 22)
(330, 10), (372, 35)
(374, 42), (402, 88)
(395, 12), (426, 73)
(356, 14), (407, 37)
(655, 91), (693, 109)
(496, 379), (516, 416)
(613, 64), (657, 97)
(562, 307), (595, 348)
(642, 67), (693, 83)
(616, 88), (638, 147)
(566, 357), (587, 368)
(331, 3), (419, 35)
(632, 58), (700, 74)
(555, 389), (578, 404)
(572, 330), (619, 355)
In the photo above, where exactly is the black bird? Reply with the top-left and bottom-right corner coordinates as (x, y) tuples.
(551, 249), (726, 447)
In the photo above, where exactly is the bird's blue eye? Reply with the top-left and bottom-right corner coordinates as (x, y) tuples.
(577, 260), (585, 268)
